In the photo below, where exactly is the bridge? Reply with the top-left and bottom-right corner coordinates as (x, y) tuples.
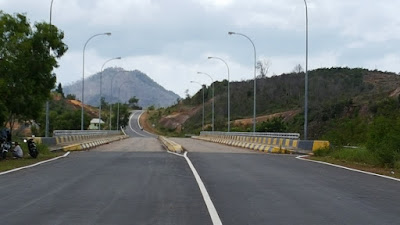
(0, 110), (399, 224)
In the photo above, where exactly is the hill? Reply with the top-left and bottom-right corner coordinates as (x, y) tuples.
(148, 67), (400, 143)
(63, 68), (180, 108)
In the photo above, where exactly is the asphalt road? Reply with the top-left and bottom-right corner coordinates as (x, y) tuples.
(173, 138), (400, 225)
(124, 110), (157, 138)
(0, 138), (211, 225)
(1, 112), (400, 224)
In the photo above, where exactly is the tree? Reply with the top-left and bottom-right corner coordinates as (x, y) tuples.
(111, 103), (130, 129)
(55, 83), (65, 98)
(256, 59), (270, 78)
(0, 12), (68, 130)
(185, 89), (190, 99)
(292, 64), (304, 73)
(128, 96), (141, 109)
(101, 97), (108, 109)
(256, 117), (287, 132)
(66, 94), (76, 100)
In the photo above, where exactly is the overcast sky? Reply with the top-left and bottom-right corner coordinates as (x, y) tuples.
(1, 0), (400, 97)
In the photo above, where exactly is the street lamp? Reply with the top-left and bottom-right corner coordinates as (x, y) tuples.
(99, 57), (121, 130)
(117, 82), (130, 131)
(304, 0), (309, 140)
(190, 81), (205, 131)
(197, 72), (214, 132)
(208, 56), (230, 132)
(81, 32), (111, 130)
(109, 70), (129, 130)
(46, 0), (55, 137)
(228, 31), (257, 133)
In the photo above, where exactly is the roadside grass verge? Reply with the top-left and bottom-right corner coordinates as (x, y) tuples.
(0, 142), (64, 173)
(311, 146), (400, 179)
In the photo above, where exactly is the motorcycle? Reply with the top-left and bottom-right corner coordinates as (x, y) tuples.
(24, 137), (38, 158)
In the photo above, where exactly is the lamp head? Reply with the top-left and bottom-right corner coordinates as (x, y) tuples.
(116, 57), (122, 60)
(228, 32), (235, 35)
(208, 57), (213, 59)
(197, 72), (202, 74)
(105, 32), (112, 36)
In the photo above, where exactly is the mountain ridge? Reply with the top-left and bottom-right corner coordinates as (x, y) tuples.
(63, 68), (180, 108)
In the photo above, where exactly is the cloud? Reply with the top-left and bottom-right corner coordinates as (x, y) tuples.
(365, 54), (400, 73)
(2, 0), (400, 98)
(194, 0), (234, 9)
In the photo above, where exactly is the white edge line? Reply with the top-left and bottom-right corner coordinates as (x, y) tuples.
(121, 126), (127, 136)
(167, 151), (222, 225)
(128, 112), (145, 137)
(0, 152), (71, 176)
(137, 110), (157, 137)
(137, 111), (144, 129)
(296, 155), (400, 182)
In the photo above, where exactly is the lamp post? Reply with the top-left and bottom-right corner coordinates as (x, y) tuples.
(45, 0), (55, 137)
(228, 31), (257, 133)
(99, 57), (121, 130)
(117, 82), (130, 131)
(81, 32), (111, 130)
(208, 56), (230, 132)
(109, 70), (128, 130)
(304, 0), (309, 140)
(197, 72), (214, 132)
(190, 81), (205, 131)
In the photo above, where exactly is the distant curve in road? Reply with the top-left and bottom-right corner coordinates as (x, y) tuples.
(125, 110), (157, 138)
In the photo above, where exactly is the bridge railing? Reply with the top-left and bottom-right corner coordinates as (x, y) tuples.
(53, 130), (121, 137)
(200, 131), (300, 140)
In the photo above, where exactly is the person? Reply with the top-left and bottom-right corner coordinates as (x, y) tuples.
(12, 142), (23, 159)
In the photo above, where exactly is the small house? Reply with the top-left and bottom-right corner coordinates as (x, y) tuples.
(89, 118), (105, 130)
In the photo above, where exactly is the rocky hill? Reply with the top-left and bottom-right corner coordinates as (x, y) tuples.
(148, 67), (400, 142)
(63, 68), (180, 108)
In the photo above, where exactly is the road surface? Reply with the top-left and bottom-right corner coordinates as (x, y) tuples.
(0, 112), (399, 224)
(172, 138), (400, 225)
(124, 110), (157, 138)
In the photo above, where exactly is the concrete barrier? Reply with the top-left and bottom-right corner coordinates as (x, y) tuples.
(193, 133), (329, 154)
(32, 133), (123, 146)
(158, 136), (183, 153)
(52, 135), (129, 152)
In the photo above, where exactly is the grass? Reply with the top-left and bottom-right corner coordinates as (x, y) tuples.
(0, 141), (65, 172)
(311, 146), (400, 179)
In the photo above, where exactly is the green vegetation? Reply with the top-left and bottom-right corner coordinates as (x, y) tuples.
(31, 93), (139, 136)
(0, 141), (64, 172)
(312, 147), (400, 178)
(151, 67), (400, 169)
(314, 147), (381, 166)
(256, 117), (288, 132)
(0, 11), (68, 129)
(32, 93), (90, 136)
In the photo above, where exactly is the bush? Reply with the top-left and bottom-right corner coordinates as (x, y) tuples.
(256, 116), (287, 132)
(366, 116), (400, 167)
(322, 117), (367, 146)
(330, 147), (381, 165)
(313, 147), (331, 157)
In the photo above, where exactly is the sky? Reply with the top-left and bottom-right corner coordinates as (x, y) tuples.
(1, 0), (400, 97)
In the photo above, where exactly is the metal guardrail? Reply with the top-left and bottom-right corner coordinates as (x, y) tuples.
(200, 131), (300, 139)
(53, 130), (121, 137)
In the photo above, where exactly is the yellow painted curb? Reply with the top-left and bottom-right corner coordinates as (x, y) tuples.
(61, 135), (129, 152)
(158, 136), (183, 153)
